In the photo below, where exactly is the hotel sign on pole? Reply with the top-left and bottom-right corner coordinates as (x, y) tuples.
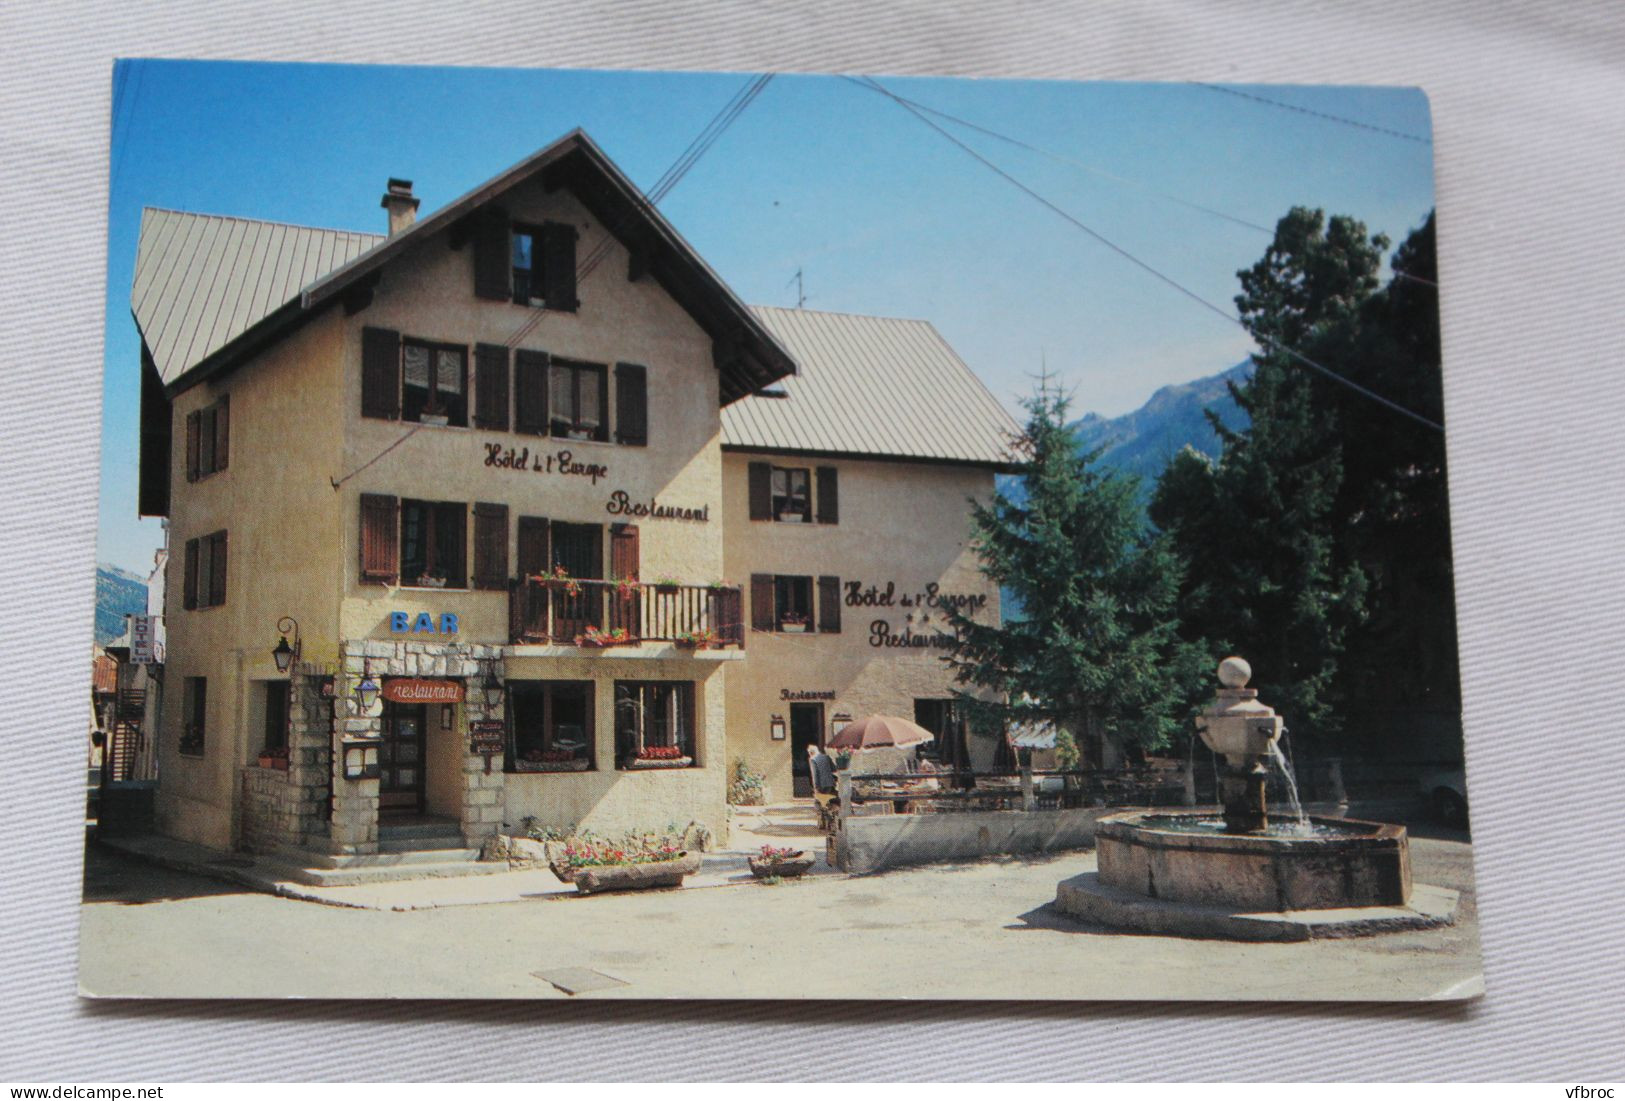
(129, 615), (158, 665)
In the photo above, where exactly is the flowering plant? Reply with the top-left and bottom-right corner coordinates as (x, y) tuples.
(576, 625), (633, 647)
(558, 827), (687, 869)
(653, 576), (682, 590)
(548, 565), (581, 597)
(705, 579), (732, 591)
(674, 627), (720, 649)
(637, 745), (687, 761)
(755, 844), (805, 866)
(612, 575), (641, 596)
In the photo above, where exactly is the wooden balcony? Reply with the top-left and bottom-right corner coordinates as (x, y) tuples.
(508, 577), (745, 649)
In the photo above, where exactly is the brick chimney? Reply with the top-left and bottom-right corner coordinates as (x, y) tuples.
(380, 178), (419, 236)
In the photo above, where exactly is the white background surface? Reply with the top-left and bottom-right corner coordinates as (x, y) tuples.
(2, 0), (1622, 1082)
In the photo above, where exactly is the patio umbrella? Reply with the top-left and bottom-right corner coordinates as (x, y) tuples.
(827, 714), (936, 752)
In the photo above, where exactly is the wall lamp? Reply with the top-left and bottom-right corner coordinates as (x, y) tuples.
(271, 616), (301, 674)
(479, 661), (505, 710)
(353, 676), (381, 712)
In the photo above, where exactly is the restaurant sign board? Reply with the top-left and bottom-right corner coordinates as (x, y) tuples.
(382, 678), (465, 704)
(469, 720), (506, 755)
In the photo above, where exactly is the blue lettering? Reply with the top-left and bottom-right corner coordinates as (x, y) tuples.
(390, 611), (410, 633)
(439, 613), (459, 635)
(412, 611), (435, 634)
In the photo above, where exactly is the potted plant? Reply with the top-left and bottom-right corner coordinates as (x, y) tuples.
(514, 748), (590, 773)
(779, 613), (810, 634)
(653, 576), (682, 593)
(416, 572), (448, 588)
(626, 745), (693, 769)
(674, 627), (720, 650)
(705, 579), (732, 591)
(257, 745), (290, 771)
(612, 575), (641, 598)
(548, 565), (581, 597)
(728, 757), (767, 806)
(543, 828), (702, 893)
(576, 625), (634, 648)
(749, 844), (815, 879)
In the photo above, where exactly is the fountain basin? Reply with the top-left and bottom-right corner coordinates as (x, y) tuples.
(1095, 810), (1411, 911)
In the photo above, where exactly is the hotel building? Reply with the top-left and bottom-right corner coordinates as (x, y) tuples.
(130, 131), (1016, 860)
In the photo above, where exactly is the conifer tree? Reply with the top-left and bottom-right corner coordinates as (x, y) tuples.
(946, 380), (1207, 766)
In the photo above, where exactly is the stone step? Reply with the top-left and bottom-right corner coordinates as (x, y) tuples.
(301, 846), (483, 870)
(377, 819), (463, 842)
(378, 834), (469, 854)
(259, 853), (508, 887)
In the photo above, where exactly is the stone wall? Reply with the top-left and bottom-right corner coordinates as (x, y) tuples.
(239, 667), (335, 853)
(833, 806), (1113, 875)
(240, 765), (299, 853)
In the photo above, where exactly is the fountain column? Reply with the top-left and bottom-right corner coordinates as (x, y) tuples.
(1194, 657), (1283, 834)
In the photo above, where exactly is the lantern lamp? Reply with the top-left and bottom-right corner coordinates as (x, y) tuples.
(271, 616), (300, 674)
(480, 664), (505, 709)
(354, 677), (381, 712)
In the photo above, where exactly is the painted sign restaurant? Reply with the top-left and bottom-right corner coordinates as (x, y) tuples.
(129, 131), (1018, 860)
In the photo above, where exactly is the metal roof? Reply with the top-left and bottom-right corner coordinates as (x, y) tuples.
(130, 130), (797, 401)
(723, 306), (1019, 467)
(133, 207), (383, 386)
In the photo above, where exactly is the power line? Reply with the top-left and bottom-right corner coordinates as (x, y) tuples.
(840, 76), (1438, 293)
(839, 76), (1275, 236)
(1196, 83), (1432, 145)
(856, 76), (1443, 434)
(504, 72), (772, 349)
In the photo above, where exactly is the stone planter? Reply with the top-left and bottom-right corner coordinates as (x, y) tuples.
(625, 756), (693, 770)
(748, 853), (814, 879)
(572, 851), (703, 895)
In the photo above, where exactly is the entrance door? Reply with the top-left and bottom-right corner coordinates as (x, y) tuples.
(379, 701), (427, 815)
(788, 702), (825, 798)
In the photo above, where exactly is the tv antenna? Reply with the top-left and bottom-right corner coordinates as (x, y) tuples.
(788, 268), (809, 309)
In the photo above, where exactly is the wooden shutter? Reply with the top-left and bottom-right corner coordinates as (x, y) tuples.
(437, 503), (468, 589)
(748, 462), (772, 521)
(516, 515), (550, 579)
(208, 531), (228, 607)
(214, 395), (229, 471)
(472, 502), (509, 590)
(818, 576), (842, 634)
(359, 493), (399, 584)
(816, 466), (839, 524)
(750, 574), (775, 632)
(609, 523), (641, 580)
(472, 208), (511, 300)
(183, 537), (199, 609)
(542, 222), (578, 310)
(615, 363), (648, 446)
(513, 349), (550, 435)
(473, 343), (510, 430)
(361, 327), (401, 419)
(593, 365), (610, 442)
(609, 523), (641, 637)
(185, 410), (200, 482)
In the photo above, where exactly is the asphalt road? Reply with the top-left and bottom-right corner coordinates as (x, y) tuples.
(78, 830), (1482, 1002)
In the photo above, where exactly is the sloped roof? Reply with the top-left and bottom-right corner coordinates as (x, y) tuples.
(722, 306), (1019, 468)
(133, 209), (382, 386)
(131, 129), (795, 401)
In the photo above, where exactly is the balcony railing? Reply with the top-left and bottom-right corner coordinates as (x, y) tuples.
(508, 577), (745, 649)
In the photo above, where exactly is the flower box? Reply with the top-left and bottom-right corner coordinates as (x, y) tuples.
(749, 853), (815, 879)
(572, 851), (702, 895)
(779, 622), (809, 634)
(256, 754), (289, 771)
(625, 755), (693, 770)
(513, 758), (590, 773)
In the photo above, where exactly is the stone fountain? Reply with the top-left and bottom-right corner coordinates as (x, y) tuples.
(1054, 657), (1460, 940)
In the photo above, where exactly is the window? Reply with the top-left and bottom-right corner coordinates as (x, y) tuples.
(401, 340), (467, 426)
(185, 395), (230, 481)
(263, 681), (290, 753)
(748, 462), (836, 523)
(914, 699), (967, 769)
(614, 681), (696, 768)
(510, 681), (595, 770)
(549, 360), (607, 441)
(179, 676), (207, 756)
(774, 575), (813, 631)
(501, 221), (578, 310)
(400, 500), (467, 588)
(183, 530), (228, 609)
(771, 467), (811, 522)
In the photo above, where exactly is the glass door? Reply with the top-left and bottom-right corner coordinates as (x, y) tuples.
(789, 702), (825, 798)
(379, 701), (426, 814)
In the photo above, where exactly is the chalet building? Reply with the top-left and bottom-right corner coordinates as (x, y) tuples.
(131, 130), (1015, 859)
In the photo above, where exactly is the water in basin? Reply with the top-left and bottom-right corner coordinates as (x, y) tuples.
(1135, 814), (1367, 839)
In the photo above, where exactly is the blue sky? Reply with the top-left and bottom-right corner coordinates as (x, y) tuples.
(98, 61), (1434, 573)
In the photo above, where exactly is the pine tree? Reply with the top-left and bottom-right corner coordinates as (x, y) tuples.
(947, 380), (1208, 766)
